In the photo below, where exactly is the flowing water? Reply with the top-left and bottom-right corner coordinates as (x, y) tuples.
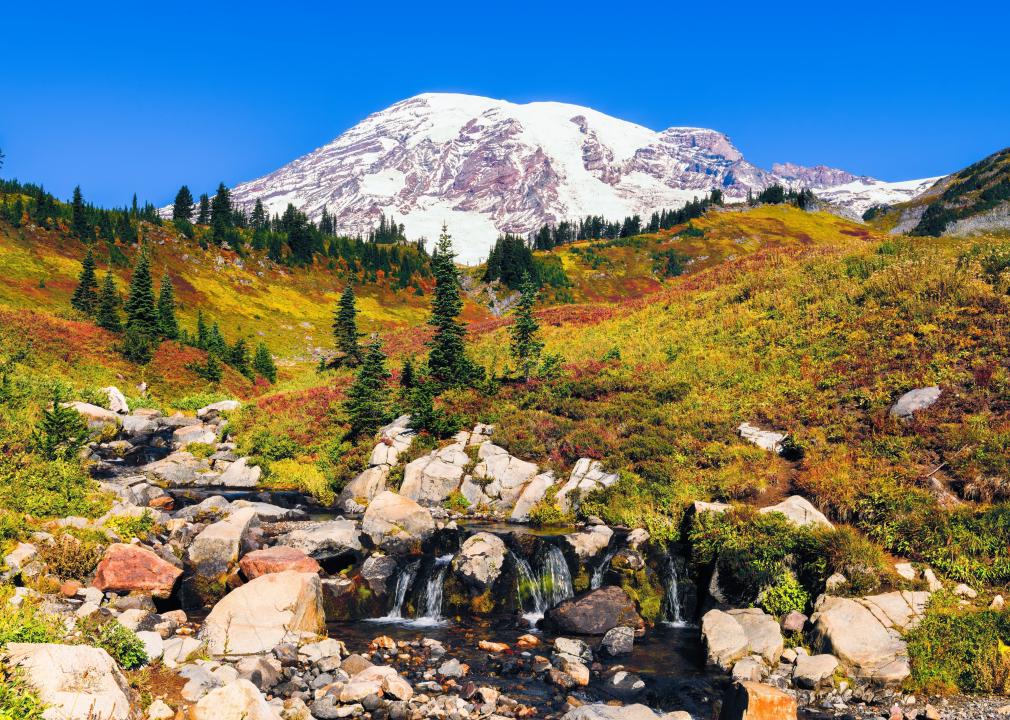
(590, 547), (618, 589)
(379, 559), (420, 620)
(414, 554), (453, 624)
(513, 545), (574, 625)
(662, 555), (687, 626)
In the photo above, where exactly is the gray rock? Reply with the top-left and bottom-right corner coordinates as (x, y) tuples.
(276, 519), (363, 560)
(187, 507), (260, 579)
(731, 656), (765, 682)
(737, 422), (786, 453)
(564, 524), (613, 560)
(399, 443), (469, 505)
(701, 609), (749, 670)
(452, 532), (506, 590)
(889, 386), (941, 419)
(360, 554), (399, 595)
(759, 495), (833, 529)
(510, 471), (556, 522)
(726, 608), (784, 665)
(601, 625), (635, 656)
(361, 491), (435, 554)
(556, 458), (619, 511)
(793, 653), (839, 689)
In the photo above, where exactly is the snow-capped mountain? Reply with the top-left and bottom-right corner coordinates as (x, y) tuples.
(228, 93), (939, 262)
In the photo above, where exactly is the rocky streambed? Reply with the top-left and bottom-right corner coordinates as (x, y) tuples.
(5, 394), (1008, 720)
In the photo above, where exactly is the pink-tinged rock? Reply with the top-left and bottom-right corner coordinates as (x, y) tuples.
(239, 546), (321, 580)
(93, 543), (183, 599)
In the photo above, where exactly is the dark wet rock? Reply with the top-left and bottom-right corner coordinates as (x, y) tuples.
(546, 585), (645, 636)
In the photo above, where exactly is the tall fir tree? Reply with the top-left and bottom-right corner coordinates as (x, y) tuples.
(206, 321), (227, 357)
(333, 284), (363, 365)
(172, 185), (194, 221)
(123, 251), (159, 337)
(252, 342), (277, 383)
(427, 225), (481, 387)
(195, 311), (209, 349)
(31, 389), (90, 461)
(70, 248), (99, 316)
(251, 199), (266, 229)
(229, 338), (252, 378)
(210, 182), (232, 239)
(343, 339), (391, 437)
(96, 271), (122, 332)
(196, 194), (211, 224)
(70, 186), (92, 242)
(156, 273), (179, 339)
(509, 272), (543, 380)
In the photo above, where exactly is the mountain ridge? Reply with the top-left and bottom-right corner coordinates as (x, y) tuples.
(225, 93), (939, 261)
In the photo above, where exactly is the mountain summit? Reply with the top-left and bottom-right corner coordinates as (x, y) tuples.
(230, 93), (936, 261)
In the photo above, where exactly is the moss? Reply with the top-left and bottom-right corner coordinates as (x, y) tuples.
(572, 565), (591, 593)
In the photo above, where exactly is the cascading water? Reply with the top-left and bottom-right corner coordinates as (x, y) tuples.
(513, 546), (574, 624)
(379, 559), (420, 620)
(662, 555), (686, 626)
(590, 547), (618, 589)
(414, 554), (453, 623)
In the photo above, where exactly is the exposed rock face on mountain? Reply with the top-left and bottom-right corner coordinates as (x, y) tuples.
(228, 93), (938, 262)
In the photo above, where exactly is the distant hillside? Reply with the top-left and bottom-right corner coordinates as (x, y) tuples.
(868, 147), (1010, 236)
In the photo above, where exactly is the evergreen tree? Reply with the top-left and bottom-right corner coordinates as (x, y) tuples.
(192, 352), (222, 383)
(195, 311), (209, 349)
(210, 182), (232, 239)
(228, 338), (252, 378)
(196, 194), (211, 224)
(123, 251), (159, 337)
(172, 185), (194, 221)
(31, 389), (90, 461)
(120, 326), (153, 364)
(251, 199), (266, 229)
(333, 284), (363, 365)
(96, 271), (122, 332)
(427, 226), (481, 387)
(70, 248), (99, 316)
(206, 321), (227, 357)
(156, 272), (179, 339)
(71, 186), (92, 241)
(252, 342), (277, 383)
(343, 339), (391, 437)
(509, 272), (543, 380)
(399, 357), (415, 391)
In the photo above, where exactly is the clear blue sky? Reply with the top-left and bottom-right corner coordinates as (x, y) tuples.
(2, 1), (1008, 207)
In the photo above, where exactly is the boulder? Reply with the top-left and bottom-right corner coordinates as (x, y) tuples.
(197, 399), (242, 419)
(470, 443), (539, 507)
(810, 595), (911, 684)
(546, 586), (645, 635)
(143, 451), (215, 486)
(732, 657), (765, 682)
(4, 643), (131, 720)
(564, 524), (613, 560)
(173, 423), (217, 450)
(452, 532), (506, 590)
(239, 546), (321, 579)
(121, 414), (158, 436)
(726, 608), (784, 665)
(201, 571), (325, 655)
(217, 457), (262, 488)
(337, 465), (389, 512)
(718, 681), (797, 720)
(92, 543), (183, 598)
(350, 665), (413, 700)
(399, 443), (469, 505)
(510, 472), (556, 522)
(737, 423), (786, 453)
(556, 458), (619, 511)
(626, 528), (650, 550)
(889, 386), (941, 419)
(368, 415), (415, 467)
(192, 679), (278, 720)
(759, 495), (832, 529)
(275, 519), (362, 560)
(360, 554), (399, 595)
(188, 507), (260, 579)
(563, 704), (677, 720)
(792, 654), (839, 689)
(61, 401), (119, 426)
(102, 386), (130, 414)
(701, 609), (750, 670)
(4, 542), (38, 573)
(602, 625), (635, 655)
(361, 491), (435, 554)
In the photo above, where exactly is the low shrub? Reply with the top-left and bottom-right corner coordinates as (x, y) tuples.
(906, 595), (1010, 694)
(105, 510), (156, 541)
(0, 600), (62, 648)
(759, 571), (810, 618)
(37, 534), (104, 581)
(0, 667), (46, 720)
(76, 616), (148, 669)
(265, 458), (334, 504)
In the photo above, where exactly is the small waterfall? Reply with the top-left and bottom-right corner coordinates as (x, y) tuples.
(514, 553), (545, 613)
(513, 546), (574, 624)
(590, 547), (618, 589)
(540, 545), (574, 608)
(414, 554), (453, 624)
(381, 560), (420, 620)
(663, 555), (686, 626)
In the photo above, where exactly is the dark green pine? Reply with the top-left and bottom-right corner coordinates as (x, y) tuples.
(70, 248), (99, 316)
(123, 251), (159, 337)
